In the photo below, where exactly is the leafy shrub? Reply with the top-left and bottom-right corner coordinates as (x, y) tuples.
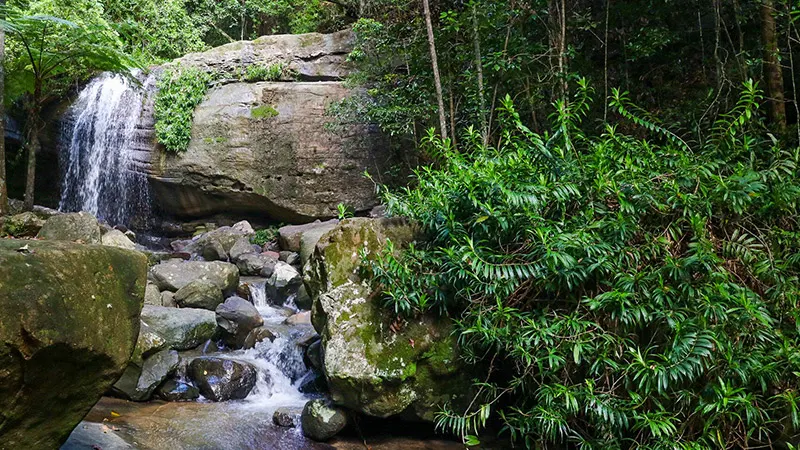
(154, 66), (213, 154)
(371, 80), (800, 448)
(243, 63), (291, 82)
(251, 227), (280, 246)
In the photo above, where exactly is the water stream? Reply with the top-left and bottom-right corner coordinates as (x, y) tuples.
(59, 72), (155, 228)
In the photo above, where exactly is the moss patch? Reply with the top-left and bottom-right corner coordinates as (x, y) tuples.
(251, 105), (279, 119)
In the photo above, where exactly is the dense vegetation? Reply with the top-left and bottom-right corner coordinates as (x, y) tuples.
(4, 1), (800, 447)
(371, 82), (800, 447)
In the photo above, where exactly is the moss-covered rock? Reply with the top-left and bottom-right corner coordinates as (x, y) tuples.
(306, 218), (473, 422)
(36, 212), (102, 244)
(1, 212), (45, 237)
(0, 239), (146, 448)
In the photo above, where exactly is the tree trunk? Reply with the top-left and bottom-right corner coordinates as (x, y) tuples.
(422, 0), (448, 140)
(761, 0), (786, 130)
(0, 0), (7, 216)
(23, 96), (41, 212)
(472, 3), (488, 146)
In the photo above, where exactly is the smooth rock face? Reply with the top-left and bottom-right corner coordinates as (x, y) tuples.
(301, 400), (348, 441)
(174, 279), (224, 310)
(102, 229), (137, 250)
(150, 80), (394, 223)
(140, 305), (217, 351)
(36, 211), (102, 244)
(150, 260), (239, 296)
(307, 218), (473, 421)
(188, 357), (258, 402)
(0, 240), (145, 448)
(215, 297), (264, 348)
(278, 220), (338, 252)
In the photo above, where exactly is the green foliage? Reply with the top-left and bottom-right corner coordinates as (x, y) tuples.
(243, 63), (289, 82)
(154, 66), (213, 154)
(251, 227), (280, 246)
(336, 203), (354, 220)
(371, 81), (800, 448)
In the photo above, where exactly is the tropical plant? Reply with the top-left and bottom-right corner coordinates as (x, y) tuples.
(154, 66), (213, 154)
(0, 5), (136, 210)
(370, 79), (800, 448)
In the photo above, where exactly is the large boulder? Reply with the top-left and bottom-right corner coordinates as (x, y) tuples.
(36, 212), (101, 244)
(188, 357), (258, 401)
(149, 79), (396, 223)
(215, 297), (264, 348)
(0, 240), (146, 448)
(184, 225), (254, 261)
(301, 399), (348, 441)
(150, 260), (239, 296)
(307, 218), (473, 421)
(140, 305), (217, 351)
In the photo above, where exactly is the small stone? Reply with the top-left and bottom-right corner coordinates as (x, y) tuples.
(268, 261), (302, 306)
(144, 283), (162, 306)
(305, 339), (322, 371)
(102, 229), (137, 250)
(232, 220), (255, 235)
(229, 237), (256, 261)
(161, 291), (176, 307)
(111, 349), (179, 402)
(285, 311), (311, 325)
(273, 407), (302, 427)
(156, 379), (200, 402)
(299, 371), (327, 394)
(301, 399), (348, 441)
(295, 284), (312, 310)
(242, 326), (277, 349)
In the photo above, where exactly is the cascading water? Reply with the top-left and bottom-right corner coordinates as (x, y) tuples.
(59, 72), (156, 228)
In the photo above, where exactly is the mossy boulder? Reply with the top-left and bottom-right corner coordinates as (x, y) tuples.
(0, 239), (146, 448)
(36, 212), (102, 244)
(306, 218), (473, 421)
(1, 212), (45, 237)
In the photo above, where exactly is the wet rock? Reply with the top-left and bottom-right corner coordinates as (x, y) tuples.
(188, 357), (258, 401)
(62, 422), (135, 450)
(102, 229), (137, 250)
(216, 296), (264, 348)
(174, 279), (224, 310)
(144, 282), (162, 306)
(141, 305), (218, 351)
(285, 311), (311, 325)
(156, 379), (200, 402)
(36, 211), (102, 244)
(112, 349), (180, 402)
(295, 284), (312, 310)
(305, 340), (322, 371)
(273, 407), (302, 427)
(279, 251), (300, 266)
(235, 252), (278, 277)
(301, 399), (348, 441)
(243, 326), (278, 349)
(150, 260), (239, 296)
(299, 371), (327, 394)
(236, 277), (268, 302)
(1, 212), (44, 237)
(161, 291), (176, 307)
(132, 324), (168, 365)
(268, 261), (302, 306)
(278, 220), (338, 253)
(0, 239), (145, 448)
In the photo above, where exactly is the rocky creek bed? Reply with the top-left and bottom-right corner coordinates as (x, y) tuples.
(0, 208), (474, 448)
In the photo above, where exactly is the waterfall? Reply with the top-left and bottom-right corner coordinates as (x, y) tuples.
(59, 72), (156, 228)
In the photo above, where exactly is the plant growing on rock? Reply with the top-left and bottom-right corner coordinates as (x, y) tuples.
(154, 66), (213, 154)
(371, 80), (800, 448)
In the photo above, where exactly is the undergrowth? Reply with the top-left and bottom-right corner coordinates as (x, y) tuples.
(370, 79), (800, 448)
(154, 66), (213, 153)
